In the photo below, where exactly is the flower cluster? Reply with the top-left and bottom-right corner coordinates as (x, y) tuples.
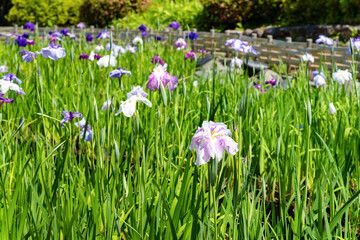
(225, 39), (258, 55)
(189, 121), (239, 165)
(174, 38), (188, 50)
(147, 64), (178, 91)
(315, 35), (334, 46)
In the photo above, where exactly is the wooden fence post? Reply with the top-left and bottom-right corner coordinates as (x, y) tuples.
(14, 24), (18, 34)
(307, 39), (313, 48)
(225, 30), (231, 57)
(267, 35), (273, 62)
(90, 25), (94, 34)
(210, 29), (216, 54)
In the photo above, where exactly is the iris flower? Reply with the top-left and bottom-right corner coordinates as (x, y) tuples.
(141, 32), (149, 37)
(23, 22), (35, 31)
(126, 45), (136, 53)
(332, 69), (352, 85)
(169, 21), (180, 30)
(127, 86), (148, 98)
(95, 44), (104, 52)
(97, 55), (117, 68)
(0, 95), (14, 104)
(79, 53), (89, 60)
(19, 50), (40, 62)
(109, 67), (131, 78)
(312, 70), (326, 79)
(347, 38), (360, 54)
(115, 95), (152, 117)
(151, 54), (165, 65)
(147, 64), (178, 91)
(41, 44), (66, 60)
(74, 118), (93, 141)
(301, 53), (314, 63)
(186, 32), (198, 40)
(313, 75), (326, 88)
(189, 121), (239, 165)
(132, 36), (143, 45)
(96, 30), (111, 39)
(60, 29), (69, 36)
(2, 73), (22, 84)
(15, 36), (27, 47)
(77, 22), (86, 29)
(101, 99), (115, 111)
(230, 57), (243, 68)
(60, 111), (83, 127)
(174, 38), (188, 50)
(315, 35), (334, 46)
(0, 64), (8, 73)
(0, 80), (25, 95)
(86, 34), (93, 42)
(329, 103), (336, 115)
(88, 51), (101, 61)
(138, 25), (147, 32)
(185, 50), (196, 60)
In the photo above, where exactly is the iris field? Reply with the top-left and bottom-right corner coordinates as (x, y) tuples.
(1, 29), (360, 239)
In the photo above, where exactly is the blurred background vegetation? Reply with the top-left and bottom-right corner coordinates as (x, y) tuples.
(2, 0), (360, 31)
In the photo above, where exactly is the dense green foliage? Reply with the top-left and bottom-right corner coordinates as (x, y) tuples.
(112, 0), (203, 30)
(80, 0), (151, 27)
(6, 0), (82, 27)
(1, 33), (360, 239)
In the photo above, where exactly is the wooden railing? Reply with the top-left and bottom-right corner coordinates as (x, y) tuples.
(0, 25), (357, 72)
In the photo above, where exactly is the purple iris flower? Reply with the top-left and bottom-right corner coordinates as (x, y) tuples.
(60, 29), (69, 36)
(312, 70), (326, 79)
(60, 111), (83, 127)
(0, 96), (14, 104)
(186, 32), (198, 40)
(19, 50), (40, 62)
(174, 38), (188, 50)
(253, 83), (267, 93)
(77, 22), (86, 29)
(225, 39), (248, 51)
(96, 30), (111, 39)
(147, 64), (178, 91)
(41, 44), (66, 60)
(109, 67), (131, 78)
(239, 44), (258, 55)
(23, 22), (35, 31)
(5, 40), (10, 44)
(138, 25), (147, 32)
(2, 73), (22, 84)
(26, 40), (35, 45)
(86, 34), (93, 42)
(185, 50), (196, 60)
(127, 86), (148, 98)
(347, 37), (360, 54)
(154, 35), (162, 41)
(22, 33), (29, 39)
(79, 52), (89, 60)
(15, 36), (27, 47)
(169, 21), (180, 30)
(189, 121), (239, 165)
(315, 35), (334, 46)
(265, 79), (278, 86)
(151, 54), (165, 65)
(141, 32), (149, 37)
(94, 54), (101, 60)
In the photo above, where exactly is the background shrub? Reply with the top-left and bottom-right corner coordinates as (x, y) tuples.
(6, 0), (82, 27)
(79, 0), (152, 27)
(112, 0), (203, 30)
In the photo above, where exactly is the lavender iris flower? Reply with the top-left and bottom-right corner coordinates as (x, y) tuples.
(96, 30), (111, 39)
(41, 44), (66, 60)
(19, 50), (40, 62)
(77, 22), (86, 29)
(141, 32), (149, 37)
(347, 37), (360, 54)
(15, 36), (27, 47)
(109, 67), (131, 79)
(147, 64), (178, 91)
(197, 49), (207, 53)
(79, 53), (89, 60)
(186, 32), (198, 40)
(185, 50), (196, 60)
(74, 118), (93, 142)
(138, 25), (147, 32)
(127, 86), (148, 98)
(225, 39), (248, 51)
(230, 57), (243, 68)
(315, 35), (334, 46)
(2, 73), (22, 84)
(60, 111), (83, 127)
(169, 21), (180, 30)
(23, 22), (35, 31)
(126, 45), (136, 53)
(86, 34), (93, 42)
(253, 83), (267, 93)
(151, 54), (165, 65)
(189, 121), (239, 165)
(312, 70), (326, 79)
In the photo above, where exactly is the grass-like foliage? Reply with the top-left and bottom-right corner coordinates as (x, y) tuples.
(1, 33), (360, 239)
